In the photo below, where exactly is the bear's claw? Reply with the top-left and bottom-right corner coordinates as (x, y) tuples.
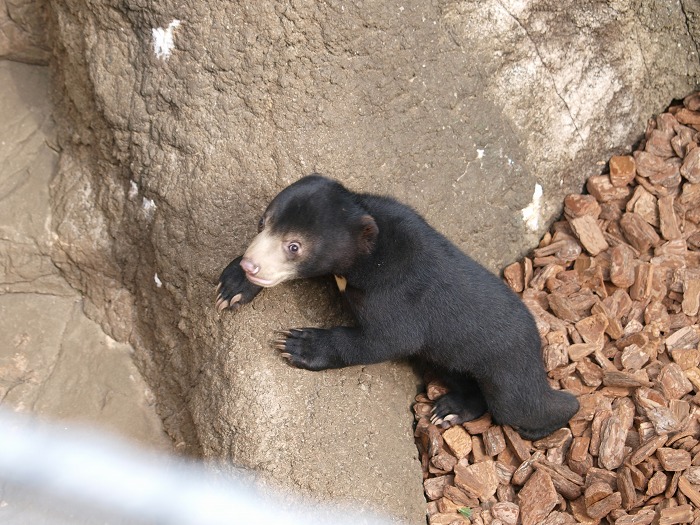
(430, 412), (459, 428)
(431, 391), (487, 428)
(215, 296), (228, 311)
(216, 292), (243, 312)
(215, 255), (264, 313)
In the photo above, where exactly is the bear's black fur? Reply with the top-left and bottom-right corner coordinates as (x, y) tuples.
(216, 175), (579, 440)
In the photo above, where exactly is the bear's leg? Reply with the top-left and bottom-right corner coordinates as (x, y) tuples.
(430, 372), (488, 427)
(274, 327), (411, 371)
(487, 386), (579, 441)
(473, 367), (579, 441)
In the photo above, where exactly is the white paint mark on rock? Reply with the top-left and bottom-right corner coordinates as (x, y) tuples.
(521, 183), (543, 232)
(142, 196), (156, 220)
(154, 273), (162, 288)
(499, 0), (530, 17)
(142, 197), (156, 211)
(128, 180), (138, 199)
(152, 20), (181, 60)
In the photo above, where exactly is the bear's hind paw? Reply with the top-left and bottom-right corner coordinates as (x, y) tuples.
(430, 392), (487, 428)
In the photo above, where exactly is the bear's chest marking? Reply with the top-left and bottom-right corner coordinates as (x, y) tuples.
(334, 274), (347, 292)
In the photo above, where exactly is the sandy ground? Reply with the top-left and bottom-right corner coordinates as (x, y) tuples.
(0, 61), (170, 447)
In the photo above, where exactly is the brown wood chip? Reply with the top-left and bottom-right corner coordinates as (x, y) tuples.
(598, 415), (627, 470)
(569, 215), (609, 256)
(587, 175), (631, 202)
(681, 143), (700, 183)
(677, 475), (700, 507)
(518, 469), (558, 525)
(629, 434), (669, 465)
(585, 491), (622, 520)
(617, 467), (638, 510)
(462, 414), (492, 435)
(483, 425), (506, 457)
(620, 212), (662, 252)
(503, 261), (524, 293)
(534, 461), (584, 500)
(682, 278), (700, 315)
(442, 425), (473, 460)
(491, 502), (519, 525)
(656, 447), (692, 471)
(564, 194), (602, 218)
(414, 95), (700, 525)
(658, 504), (694, 525)
(502, 425), (532, 463)
(658, 194), (682, 240)
(613, 509), (655, 525)
(609, 155), (637, 188)
(424, 474), (454, 501)
(454, 459), (498, 501)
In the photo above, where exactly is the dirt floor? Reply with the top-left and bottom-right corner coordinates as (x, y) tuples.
(0, 60), (170, 448)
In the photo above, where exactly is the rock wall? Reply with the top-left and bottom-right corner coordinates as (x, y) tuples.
(46, 0), (700, 522)
(0, 0), (50, 64)
(0, 59), (170, 461)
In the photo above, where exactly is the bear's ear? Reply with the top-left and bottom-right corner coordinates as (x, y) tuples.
(357, 215), (378, 254)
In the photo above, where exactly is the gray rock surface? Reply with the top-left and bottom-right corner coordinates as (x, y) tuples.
(45, 1), (700, 523)
(0, 60), (169, 451)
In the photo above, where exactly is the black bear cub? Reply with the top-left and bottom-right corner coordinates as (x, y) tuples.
(216, 175), (579, 440)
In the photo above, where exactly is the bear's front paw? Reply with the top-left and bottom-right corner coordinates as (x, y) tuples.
(215, 256), (262, 312)
(273, 328), (335, 371)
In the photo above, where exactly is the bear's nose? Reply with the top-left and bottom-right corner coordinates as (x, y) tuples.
(240, 257), (260, 275)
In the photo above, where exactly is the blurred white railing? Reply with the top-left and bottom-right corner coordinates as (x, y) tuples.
(0, 410), (396, 525)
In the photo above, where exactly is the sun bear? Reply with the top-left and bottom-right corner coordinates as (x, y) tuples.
(216, 175), (579, 440)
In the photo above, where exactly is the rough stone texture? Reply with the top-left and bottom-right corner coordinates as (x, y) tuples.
(0, 0), (50, 64)
(0, 60), (169, 449)
(44, 0), (700, 523)
(0, 294), (171, 447)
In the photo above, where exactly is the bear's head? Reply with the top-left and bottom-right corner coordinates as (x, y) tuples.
(240, 175), (378, 287)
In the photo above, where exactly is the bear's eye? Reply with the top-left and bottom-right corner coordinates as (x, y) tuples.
(257, 217), (265, 232)
(287, 242), (301, 254)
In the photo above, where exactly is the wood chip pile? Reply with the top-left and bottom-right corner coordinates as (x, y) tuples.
(414, 93), (700, 525)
